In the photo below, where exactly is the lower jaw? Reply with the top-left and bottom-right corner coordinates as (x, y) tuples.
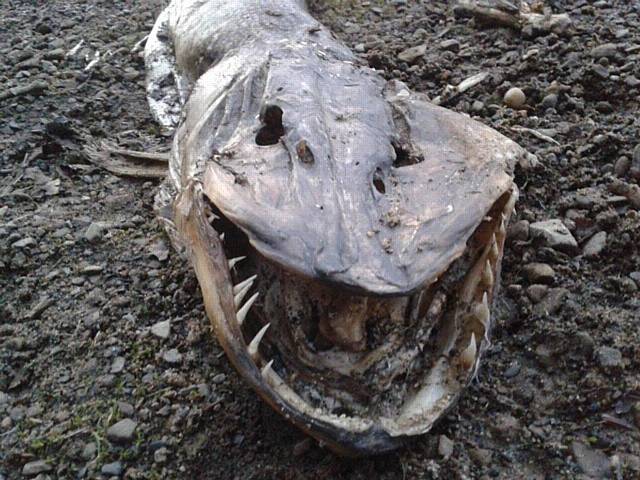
(173, 181), (517, 455)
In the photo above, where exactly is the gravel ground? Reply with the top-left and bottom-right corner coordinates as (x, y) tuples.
(1, 0), (639, 479)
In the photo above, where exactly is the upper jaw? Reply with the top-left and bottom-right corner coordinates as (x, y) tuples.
(194, 75), (522, 296)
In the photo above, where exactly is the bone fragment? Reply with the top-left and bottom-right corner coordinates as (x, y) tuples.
(66, 39), (84, 58)
(433, 72), (489, 105)
(84, 51), (100, 72)
(455, 0), (572, 35)
(511, 126), (560, 145)
(131, 35), (150, 53)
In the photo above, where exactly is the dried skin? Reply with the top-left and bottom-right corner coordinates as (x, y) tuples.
(145, 0), (525, 455)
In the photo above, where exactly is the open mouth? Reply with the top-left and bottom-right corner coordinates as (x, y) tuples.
(143, 0), (526, 456)
(172, 179), (517, 455)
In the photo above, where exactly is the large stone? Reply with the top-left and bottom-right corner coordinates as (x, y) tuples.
(106, 418), (137, 443)
(530, 219), (578, 252)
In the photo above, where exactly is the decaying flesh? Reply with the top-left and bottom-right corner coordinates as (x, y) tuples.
(145, 0), (525, 456)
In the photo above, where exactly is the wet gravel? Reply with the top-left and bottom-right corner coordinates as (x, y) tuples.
(1, 0), (639, 478)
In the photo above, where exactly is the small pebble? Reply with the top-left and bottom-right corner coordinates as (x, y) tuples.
(101, 461), (123, 477)
(523, 263), (555, 284)
(631, 144), (640, 180)
(397, 44), (426, 63)
(154, 447), (169, 464)
(81, 442), (97, 460)
(85, 222), (103, 242)
(582, 231), (607, 257)
(504, 87), (526, 109)
(438, 435), (454, 459)
(162, 348), (182, 365)
(151, 320), (171, 339)
(614, 156), (631, 177)
(504, 361), (521, 378)
(106, 418), (137, 443)
(22, 460), (52, 477)
(596, 346), (622, 368)
(540, 93), (558, 109)
(110, 356), (126, 374)
(526, 284), (548, 303)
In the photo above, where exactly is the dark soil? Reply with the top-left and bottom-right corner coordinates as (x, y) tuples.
(1, 1), (639, 479)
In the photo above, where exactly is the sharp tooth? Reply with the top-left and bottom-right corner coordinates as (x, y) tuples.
(490, 233), (500, 262)
(228, 256), (246, 269)
(207, 213), (219, 224)
(233, 274), (257, 295)
(248, 323), (270, 360)
(237, 292), (259, 326)
(261, 359), (274, 377)
(499, 213), (507, 237)
(460, 333), (477, 371)
(472, 292), (490, 328)
(219, 233), (225, 242)
(482, 259), (494, 288)
(234, 281), (253, 308)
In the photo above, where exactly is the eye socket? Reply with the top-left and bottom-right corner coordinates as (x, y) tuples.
(373, 168), (386, 194)
(255, 105), (285, 146)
